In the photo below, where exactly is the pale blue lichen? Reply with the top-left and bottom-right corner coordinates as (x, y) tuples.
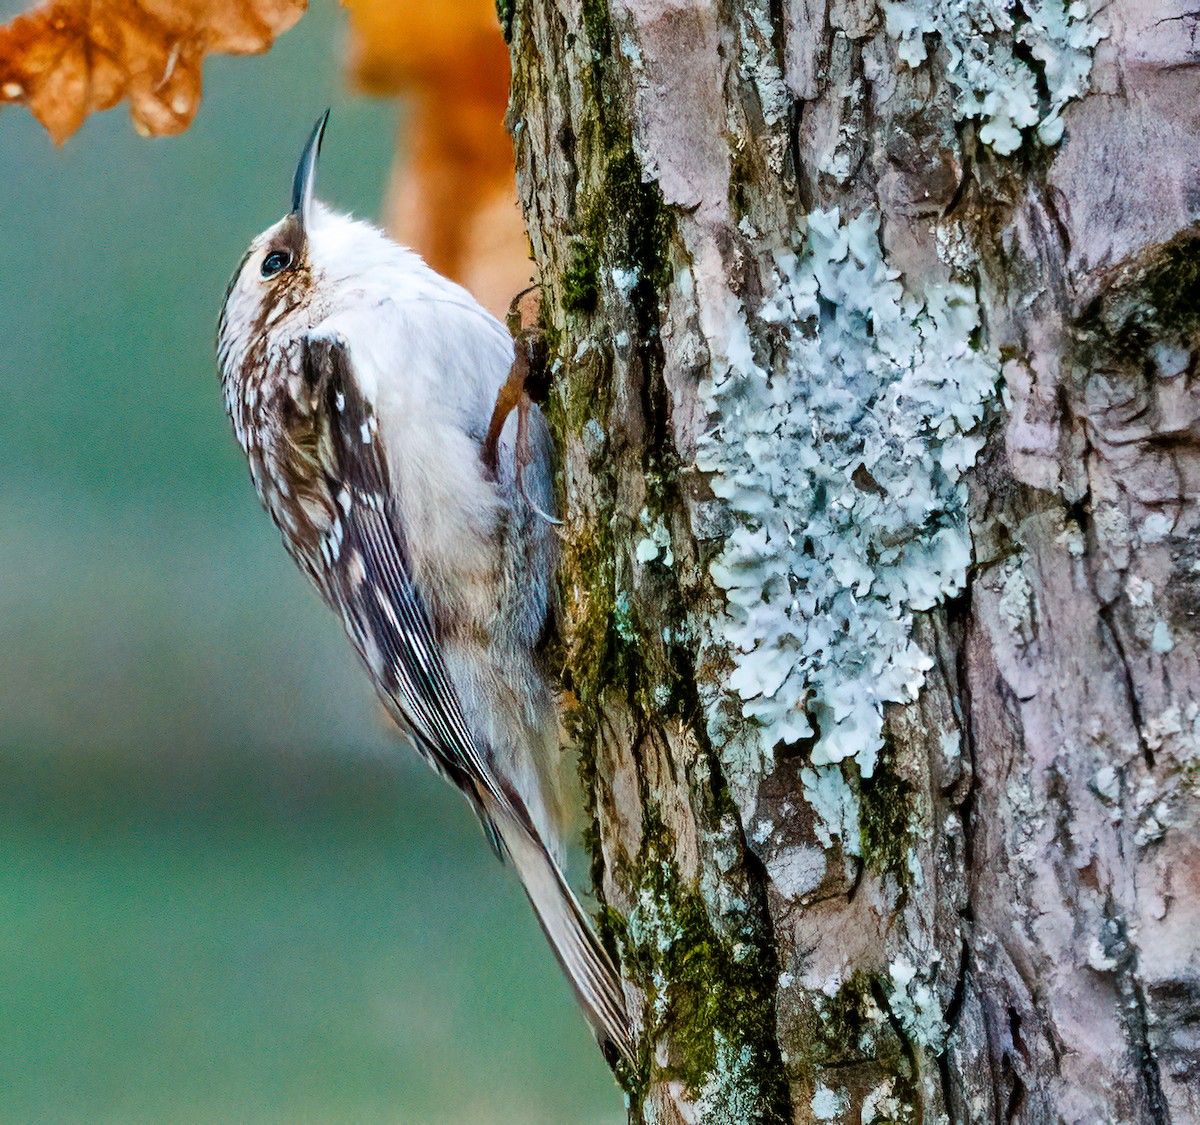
(737, 1), (790, 130)
(626, 861), (684, 1022)
(812, 1082), (851, 1121)
(695, 1033), (762, 1124)
(1151, 620), (1175, 655)
(699, 813), (753, 918)
(700, 209), (997, 779)
(1140, 511), (1173, 544)
(882, 0), (1103, 154)
(801, 765), (863, 856)
(636, 507), (675, 566)
(612, 266), (640, 297)
(862, 1079), (903, 1123)
(888, 955), (947, 1050)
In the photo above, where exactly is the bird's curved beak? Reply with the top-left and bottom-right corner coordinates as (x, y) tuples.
(291, 109), (330, 232)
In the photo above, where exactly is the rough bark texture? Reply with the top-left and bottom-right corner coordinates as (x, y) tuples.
(505, 1), (1200, 1121)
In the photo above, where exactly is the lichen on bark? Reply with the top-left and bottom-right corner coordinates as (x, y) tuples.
(507, 0), (1200, 1121)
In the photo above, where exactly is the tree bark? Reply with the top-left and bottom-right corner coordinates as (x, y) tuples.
(505, 1), (1200, 1121)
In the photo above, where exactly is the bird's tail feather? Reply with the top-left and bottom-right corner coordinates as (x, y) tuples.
(487, 797), (636, 1067)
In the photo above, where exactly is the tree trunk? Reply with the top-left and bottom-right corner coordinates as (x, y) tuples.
(504, 1), (1200, 1120)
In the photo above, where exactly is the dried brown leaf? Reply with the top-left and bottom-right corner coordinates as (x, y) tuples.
(0, 0), (306, 144)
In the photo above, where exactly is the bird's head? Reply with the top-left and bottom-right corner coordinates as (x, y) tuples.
(218, 110), (331, 351)
(218, 109), (427, 395)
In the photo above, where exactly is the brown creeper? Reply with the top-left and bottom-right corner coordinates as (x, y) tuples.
(216, 111), (634, 1066)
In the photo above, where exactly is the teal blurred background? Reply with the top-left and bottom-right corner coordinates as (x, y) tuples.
(0, 3), (620, 1122)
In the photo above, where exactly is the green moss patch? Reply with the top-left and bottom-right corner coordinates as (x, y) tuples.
(1143, 237), (1200, 341)
(623, 810), (790, 1120)
(858, 758), (916, 884)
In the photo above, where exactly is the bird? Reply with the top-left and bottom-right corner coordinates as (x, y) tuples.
(216, 110), (634, 1067)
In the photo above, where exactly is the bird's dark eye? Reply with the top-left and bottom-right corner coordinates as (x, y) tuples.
(261, 249), (293, 278)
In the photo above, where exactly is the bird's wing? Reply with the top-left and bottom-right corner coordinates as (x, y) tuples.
(296, 331), (635, 1066)
(299, 331), (512, 816)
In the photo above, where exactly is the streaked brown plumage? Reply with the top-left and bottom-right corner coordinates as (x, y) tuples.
(216, 112), (636, 1067)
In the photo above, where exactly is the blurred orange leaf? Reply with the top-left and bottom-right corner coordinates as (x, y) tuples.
(342, 0), (506, 95)
(0, 0), (306, 144)
(343, 0), (530, 316)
